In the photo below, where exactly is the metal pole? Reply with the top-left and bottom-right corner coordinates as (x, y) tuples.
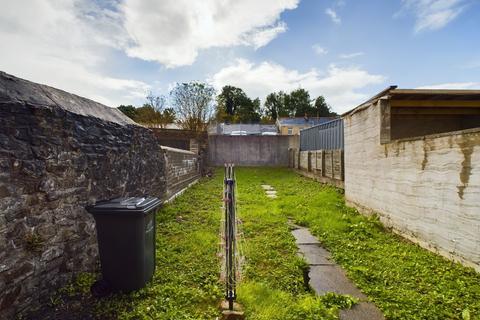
(223, 164), (229, 302)
(224, 163), (236, 311)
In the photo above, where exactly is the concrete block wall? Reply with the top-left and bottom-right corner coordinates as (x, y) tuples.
(313, 151), (324, 176)
(299, 151), (310, 171)
(344, 100), (480, 271)
(296, 150), (343, 179)
(290, 149), (344, 187)
(208, 135), (296, 166)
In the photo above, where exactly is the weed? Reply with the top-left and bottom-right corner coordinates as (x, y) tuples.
(24, 231), (44, 253)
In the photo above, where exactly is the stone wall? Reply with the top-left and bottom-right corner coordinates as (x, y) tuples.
(208, 135), (297, 166)
(0, 72), (199, 318)
(344, 100), (480, 271)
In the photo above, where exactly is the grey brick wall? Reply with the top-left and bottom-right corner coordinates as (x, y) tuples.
(162, 146), (200, 200)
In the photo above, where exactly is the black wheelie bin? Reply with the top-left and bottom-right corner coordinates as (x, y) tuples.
(86, 196), (162, 294)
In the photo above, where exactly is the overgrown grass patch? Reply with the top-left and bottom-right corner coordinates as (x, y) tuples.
(35, 167), (479, 320)
(269, 168), (480, 320)
(42, 167), (355, 319)
(38, 174), (224, 320)
(233, 167), (355, 319)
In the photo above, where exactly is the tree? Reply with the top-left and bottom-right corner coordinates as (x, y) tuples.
(170, 82), (215, 132)
(216, 85), (262, 123)
(217, 86), (245, 116)
(118, 105), (138, 120)
(135, 104), (161, 126)
(142, 93), (176, 128)
(236, 97), (261, 123)
(146, 92), (166, 111)
(289, 88), (313, 117)
(162, 108), (176, 124)
(264, 91), (289, 121)
(118, 93), (177, 128)
(263, 89), (335, 119)
(314, 96), (336, 116)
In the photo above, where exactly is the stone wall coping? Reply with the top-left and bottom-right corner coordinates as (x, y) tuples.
(0, 71), (137, 127)
(161, 146), (196, 155)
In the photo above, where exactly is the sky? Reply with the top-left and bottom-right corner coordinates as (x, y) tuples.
(0, 0), (479, 114)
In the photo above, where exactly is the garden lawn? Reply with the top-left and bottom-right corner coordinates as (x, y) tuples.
(41, 167), (480, 320)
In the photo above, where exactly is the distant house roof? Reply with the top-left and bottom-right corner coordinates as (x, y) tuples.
(276, 117), (334, 126)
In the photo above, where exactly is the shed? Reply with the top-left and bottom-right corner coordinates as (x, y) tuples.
(342, 86), (480, 271)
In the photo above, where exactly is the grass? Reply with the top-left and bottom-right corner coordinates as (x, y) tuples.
(38, 176), (224, 319)
(36, 167), (480, 320)
(263, 167), (480, 320)
(232, 168), (354, 319)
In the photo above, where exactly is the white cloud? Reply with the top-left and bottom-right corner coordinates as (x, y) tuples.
(209, 59), (386, 113)
(325, 8), (341, 24)
(401, 0), (468, 32)
(0, 0), (149, 107)
(312, 44), (328, 55)
(121, 0), (299, 67)
(416, 82), (480, 89)
(339, 52), (364, 59)
(247, 22), (289, 49)
(0, 0), (299, 107)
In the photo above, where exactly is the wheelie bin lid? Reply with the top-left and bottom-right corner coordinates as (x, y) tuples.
(86, 196), (162, 215)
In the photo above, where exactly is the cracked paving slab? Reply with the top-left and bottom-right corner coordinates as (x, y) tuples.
(291, 224), (385, 320)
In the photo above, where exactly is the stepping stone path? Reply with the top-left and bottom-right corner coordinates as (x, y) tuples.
(291, 224), (385, 320)
(261, 185), (277, 198)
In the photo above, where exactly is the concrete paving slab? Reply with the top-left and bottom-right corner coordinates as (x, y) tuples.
(297, 244), (332, 265)
(308, 265), (367, 299)
(261, 185), (274, 190)
(339, 302), (385, 320)
(265, 190), (277, 195)
(291, 228), (320, 244)
(266, 194), (277, 198)
(291, 226), (385, 320)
